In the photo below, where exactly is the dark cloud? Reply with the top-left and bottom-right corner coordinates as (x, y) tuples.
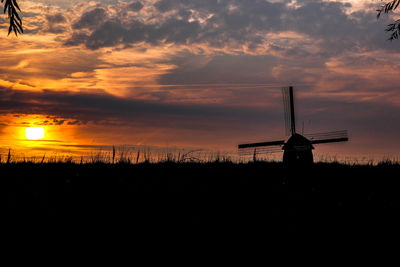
(39, 12), (68, 34)
(62, 0), (397, 58)
(46, 13), (67, 24)
(62, 1), (266, 48)
(64, 32), (90, 46)
(66, 0), (285, 49)
(157, 53), (279, 85)
(154, 0), (182, 12)
(72, 8), (108, 30)
(0, 87), (277, 131)
(45, 25), (68, 34)
(127, 1), (144, 11)
(78, 17), (202, 49)
(86, 20), (128, 49)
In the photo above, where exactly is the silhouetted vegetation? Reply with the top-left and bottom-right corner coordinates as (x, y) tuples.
(377, 0), (400, 40)
(2, 160), (400, 235)
(2, 0), (22, 35)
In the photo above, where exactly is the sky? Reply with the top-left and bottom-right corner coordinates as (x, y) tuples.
(0, 0), (399, 162)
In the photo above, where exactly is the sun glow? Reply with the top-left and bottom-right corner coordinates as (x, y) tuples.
(25, 127), (45, 140)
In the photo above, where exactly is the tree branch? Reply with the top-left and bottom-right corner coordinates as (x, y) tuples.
(377, 0), (400, 40)
(2, 0), (23, 36)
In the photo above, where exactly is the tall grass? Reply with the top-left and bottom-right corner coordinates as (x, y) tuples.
(0, 147), (234, 164)
(0, 146), (399, 166)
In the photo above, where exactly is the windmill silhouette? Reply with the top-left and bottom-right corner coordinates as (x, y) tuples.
(238, 86), (348, 165)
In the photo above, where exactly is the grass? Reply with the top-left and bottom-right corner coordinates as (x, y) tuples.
(1, 147), (398, 165)
(0, 147), (238, 164)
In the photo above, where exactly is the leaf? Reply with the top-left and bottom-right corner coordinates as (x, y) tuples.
(12, 0), (19, 11)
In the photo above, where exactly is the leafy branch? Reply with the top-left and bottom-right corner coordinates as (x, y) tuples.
(2, 0), (23, 36)
(377, 0), (400, 40)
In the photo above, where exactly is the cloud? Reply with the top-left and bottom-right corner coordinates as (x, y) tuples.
(46, 13), (67, 24)
(61, 0), (394, 54)
(64, 32), (90, 46)
(72, 8), (108, 30)
(65, 0), (285, 50)
(0, 86), (276, 130)
(6, 1), (400, 101)
(43, 12), (68, 33)
(157, 53), (280, 85)
(127, 1), (144, 12)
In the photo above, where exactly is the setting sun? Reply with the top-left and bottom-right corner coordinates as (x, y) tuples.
(25, 127), (45, 140)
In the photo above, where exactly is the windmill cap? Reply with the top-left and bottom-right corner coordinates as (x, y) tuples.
(283, 133), (314, 150)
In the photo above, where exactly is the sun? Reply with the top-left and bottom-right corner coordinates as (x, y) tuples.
(25, 127), (45, 140)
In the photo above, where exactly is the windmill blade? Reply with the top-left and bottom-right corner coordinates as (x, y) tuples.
(311, 137), (348, 144)
(306, 130), (348, 140)
(238, 140), (285, 149)
(282, 86), (296, 136)
(306, 130), (348, 144)
(239, 146), (283, 156)
(282, 87), (291, 136)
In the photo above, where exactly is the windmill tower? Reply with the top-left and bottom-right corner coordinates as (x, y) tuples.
(238, 86), (348, 165)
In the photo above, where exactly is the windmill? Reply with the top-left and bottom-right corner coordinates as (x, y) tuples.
(238, 86), (348, 165)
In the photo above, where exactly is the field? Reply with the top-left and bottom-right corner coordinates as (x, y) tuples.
(3, 160), (400, 236)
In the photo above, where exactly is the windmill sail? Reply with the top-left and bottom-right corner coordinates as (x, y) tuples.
(238, 140), (284, 155)
(238, 140), (285, 149)
(282, 86), (296, 136)
(306, 130), (348, 144)
(238, 146), (283, 156)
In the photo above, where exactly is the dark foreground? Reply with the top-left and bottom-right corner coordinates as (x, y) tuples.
(2, 161), (400, 236)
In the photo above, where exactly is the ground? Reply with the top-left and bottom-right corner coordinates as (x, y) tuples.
(2, 161), (400, 236)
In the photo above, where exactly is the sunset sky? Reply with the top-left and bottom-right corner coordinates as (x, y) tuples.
(0, 0), (399, 162)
